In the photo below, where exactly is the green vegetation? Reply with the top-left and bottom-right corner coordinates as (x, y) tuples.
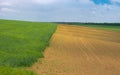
(0, 19), (57, 75)
(78, 25), (120, 31)
(0, 66), (36, 75)
(58, 22), (120, 31)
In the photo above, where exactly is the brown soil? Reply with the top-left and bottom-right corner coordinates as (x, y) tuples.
(31, 24), (120, 75)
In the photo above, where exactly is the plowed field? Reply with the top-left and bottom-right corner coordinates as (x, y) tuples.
(31, 25), (120, 75)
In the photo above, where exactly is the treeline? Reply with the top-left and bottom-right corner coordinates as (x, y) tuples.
(56, 22), (120, 26)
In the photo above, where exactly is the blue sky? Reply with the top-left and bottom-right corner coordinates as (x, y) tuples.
(0, 0), (120, 22)
(92, 0), (111, 4)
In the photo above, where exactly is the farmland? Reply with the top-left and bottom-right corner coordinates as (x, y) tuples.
(0, 20), (57, 75)
(65, 23), (120, 31)
(0, 20), (120, 75)
(31, 24), (120, 75)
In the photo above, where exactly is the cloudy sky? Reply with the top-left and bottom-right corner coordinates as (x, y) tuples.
(0, 0), (120, 22)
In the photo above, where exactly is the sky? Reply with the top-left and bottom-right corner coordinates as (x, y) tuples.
(0, 0), (120, 22)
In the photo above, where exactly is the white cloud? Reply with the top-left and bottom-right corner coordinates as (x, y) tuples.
(0, 13), (2, 15)
(0, 8), (17, 12)
(32, 0), (57, 5)
(91, 11), (96, 14)
(111, 0), (120, 3)
(77, 0), (93, 4)
(0, 2), (12, 6)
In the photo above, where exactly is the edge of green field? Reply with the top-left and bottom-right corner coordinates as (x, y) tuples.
(62, 23), (120, 31)
(0, 19), (57, 75)
(0, 66), (36, 75)
(79, 25), (120, 31)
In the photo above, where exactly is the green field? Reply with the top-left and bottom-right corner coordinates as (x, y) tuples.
(79, 25), (120, 31)
(0, 66), (36, 75)
(0, 20), (57, 75)
(63, 23), (120, 31)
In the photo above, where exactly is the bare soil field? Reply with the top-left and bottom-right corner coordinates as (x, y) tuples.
(31, 24), (120, 75)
